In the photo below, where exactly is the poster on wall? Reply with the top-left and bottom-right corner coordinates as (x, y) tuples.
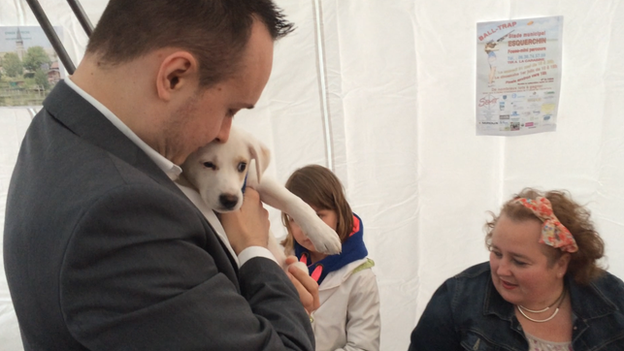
(476, 16), (563, 136)
(0, 26), (65, 108)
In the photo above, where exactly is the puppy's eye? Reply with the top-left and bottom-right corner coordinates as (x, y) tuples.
(237, 162), (247, 172)
(203, 162), (216, 170)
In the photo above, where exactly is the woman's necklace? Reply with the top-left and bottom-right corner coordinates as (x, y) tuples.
(516, 288), (566, 323)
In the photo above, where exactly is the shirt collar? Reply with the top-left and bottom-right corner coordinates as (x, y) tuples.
(63, 77), (182, 180)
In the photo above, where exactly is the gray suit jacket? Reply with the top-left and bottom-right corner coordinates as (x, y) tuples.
(3, 81), (314, 350)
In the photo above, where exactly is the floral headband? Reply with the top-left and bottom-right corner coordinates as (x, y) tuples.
(511, 196), (579, 253)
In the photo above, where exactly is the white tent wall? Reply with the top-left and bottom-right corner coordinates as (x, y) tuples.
(1, 1), (623, 350)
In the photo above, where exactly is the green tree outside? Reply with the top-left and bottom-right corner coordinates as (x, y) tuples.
(23, 46), (50, 72)
(3, 53), (23, 77)
(34, 69), (49, 90)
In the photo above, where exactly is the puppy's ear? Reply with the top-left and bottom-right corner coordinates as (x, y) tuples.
(248, 139), (271, 183)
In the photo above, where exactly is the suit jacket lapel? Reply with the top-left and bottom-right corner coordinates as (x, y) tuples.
(43, 80), (179, 194)
(43, 80), (241, 281)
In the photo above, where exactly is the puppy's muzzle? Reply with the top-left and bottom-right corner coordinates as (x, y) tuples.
(219, 194), (239, 210)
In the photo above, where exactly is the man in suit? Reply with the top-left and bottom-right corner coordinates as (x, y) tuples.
(3, 1), (318, 350)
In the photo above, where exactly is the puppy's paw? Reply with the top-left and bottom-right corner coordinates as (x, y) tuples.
(289, 261), (309, 275)
(302, 220), (342, 255)
(285, 195), (342, 255)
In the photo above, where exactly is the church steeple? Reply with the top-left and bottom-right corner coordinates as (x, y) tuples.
(15, 27), (26, 60)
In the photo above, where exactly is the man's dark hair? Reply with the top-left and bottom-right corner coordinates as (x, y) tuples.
(86, 0), (294, 87)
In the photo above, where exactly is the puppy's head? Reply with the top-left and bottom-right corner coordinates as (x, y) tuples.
(180, 127), (270, 213)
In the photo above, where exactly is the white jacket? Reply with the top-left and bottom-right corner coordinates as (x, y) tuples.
(311, 258), (381, 351)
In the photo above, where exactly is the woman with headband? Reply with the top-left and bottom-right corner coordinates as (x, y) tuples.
(408, 188), (624, 350)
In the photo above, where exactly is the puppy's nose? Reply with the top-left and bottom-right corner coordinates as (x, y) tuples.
(219, 194), (239, 210)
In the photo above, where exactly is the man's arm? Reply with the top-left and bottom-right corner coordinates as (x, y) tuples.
(60, 183), (314, 350)
(285, 255), (320, 314)
(219, 188), (320, 314)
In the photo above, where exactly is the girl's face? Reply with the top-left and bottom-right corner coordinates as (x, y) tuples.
(488, 214), (569, 309)
(289, 205), (338, 254)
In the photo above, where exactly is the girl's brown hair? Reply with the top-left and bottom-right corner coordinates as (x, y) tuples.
(485, 188), (605, 285)
(281, 165), (353, 254)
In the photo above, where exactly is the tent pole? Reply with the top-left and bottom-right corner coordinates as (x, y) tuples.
(66, 0), (93, 37)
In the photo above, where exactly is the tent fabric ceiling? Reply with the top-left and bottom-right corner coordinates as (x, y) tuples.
(1, 1), (624, 350)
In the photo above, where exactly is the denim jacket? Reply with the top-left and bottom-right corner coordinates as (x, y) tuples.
(408, 262), (624, 351)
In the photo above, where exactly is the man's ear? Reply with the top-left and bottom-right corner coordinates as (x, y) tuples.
(155, 51), (198, 101)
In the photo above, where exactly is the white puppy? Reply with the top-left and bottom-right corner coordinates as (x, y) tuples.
(177, 126), (342, 268)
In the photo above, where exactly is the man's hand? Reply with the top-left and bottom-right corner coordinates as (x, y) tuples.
(219, 188), (270, 254)
(285, 256), (320, 314)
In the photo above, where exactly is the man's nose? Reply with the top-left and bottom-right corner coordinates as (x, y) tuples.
(214, 118), (233, 144)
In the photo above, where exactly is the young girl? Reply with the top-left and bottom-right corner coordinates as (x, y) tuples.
(281, 164), (381, 351)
